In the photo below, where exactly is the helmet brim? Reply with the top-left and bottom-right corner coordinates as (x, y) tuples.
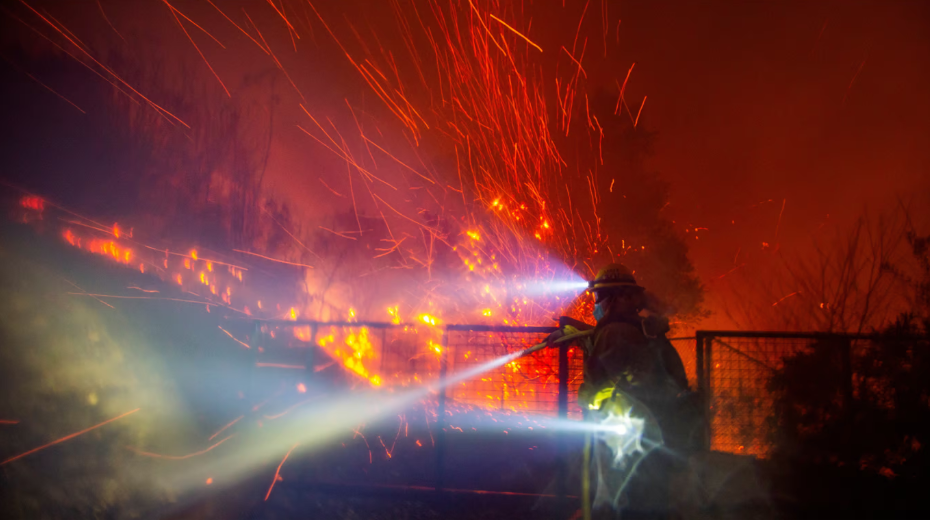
(588, 281), (645, 292)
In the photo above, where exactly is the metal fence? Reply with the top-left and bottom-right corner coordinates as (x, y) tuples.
(444, 325), (580, 416)
(243, 320), (703, 497)
(248, 323), (866, 494)
(695, 331), (866, 457)
(246, 320), (698, 422)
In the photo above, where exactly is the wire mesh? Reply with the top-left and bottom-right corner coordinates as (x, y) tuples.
(705, 335), (814, 457)
(264, 322), (444, 387)
(254, 322), (697, 421)
(445, 329), (583, 417)
(260, 324), (575, 415)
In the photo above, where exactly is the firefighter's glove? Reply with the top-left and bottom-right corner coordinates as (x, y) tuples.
(544, 324), (582, 348)
(589, 386), (616, 410)
(544, 328), (564, 348)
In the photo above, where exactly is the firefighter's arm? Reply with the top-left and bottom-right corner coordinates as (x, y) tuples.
(558, 316), (594, 331)
(544, 316), (594, 348)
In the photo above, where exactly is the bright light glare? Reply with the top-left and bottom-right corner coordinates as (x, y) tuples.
(515, 280), (588, 296)
(535, 410), (650, 466)
(600, 409), (648, 464)
(169, 348), (528, 491)
(609, 423), (628, 435)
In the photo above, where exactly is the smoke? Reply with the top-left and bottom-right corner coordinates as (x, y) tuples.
(0, 225), (193, 517)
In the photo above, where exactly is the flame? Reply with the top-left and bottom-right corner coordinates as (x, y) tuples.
(418, 313), (439, 326)
(18, 0), (646, 431)
(386, 305), (400, 324)
(19, 195), (44, 211)
(65, 230), (134, 266)
(295, 325), (382, 387)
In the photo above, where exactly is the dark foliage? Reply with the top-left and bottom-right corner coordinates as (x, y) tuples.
(767, 229), (930, 514)
(589, 89), (706, 324)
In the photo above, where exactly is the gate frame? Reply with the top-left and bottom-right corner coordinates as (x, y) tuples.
(694, 330), (870, 452)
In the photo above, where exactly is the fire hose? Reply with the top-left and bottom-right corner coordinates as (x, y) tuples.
(519, 328), (594, 357)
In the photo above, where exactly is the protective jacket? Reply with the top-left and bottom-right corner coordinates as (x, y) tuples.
(569, 314), (694, 514)
(576, 314), (688, 411)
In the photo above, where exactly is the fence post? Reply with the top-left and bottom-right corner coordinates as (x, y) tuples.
(695, 331), (705, 397)
(695, 332), (713, 451)
(380, 328), (387, 374)
(839, 337), (853, 409)
(248, 320), (263, 413)
(249, 320), (263, 349)
(307, 323), (318, 375)
(435, 328), (449, 493)
(556, 341), (569, 504)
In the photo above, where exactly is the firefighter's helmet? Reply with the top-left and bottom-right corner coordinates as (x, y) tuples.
(588, 263), (644, 300)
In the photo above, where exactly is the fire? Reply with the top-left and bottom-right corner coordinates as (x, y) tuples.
(419, 314), (439, 326)
(19, 195), (44, 211)
(293, 305), (390, 388)
(6, 0), (674, 459)
(386, 306), (400, 324)
(70, 232), (134, 266)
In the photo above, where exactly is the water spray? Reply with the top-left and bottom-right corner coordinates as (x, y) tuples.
(171, 334), (576, 489)
(509, 279), (589, 297)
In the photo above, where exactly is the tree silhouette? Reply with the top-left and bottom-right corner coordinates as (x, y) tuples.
(723, 210), (911, 332)
(588, 89), (706, 325)
(767, 226), (930, 511)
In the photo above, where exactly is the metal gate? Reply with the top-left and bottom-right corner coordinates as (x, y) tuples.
(695, 331), (864, 457)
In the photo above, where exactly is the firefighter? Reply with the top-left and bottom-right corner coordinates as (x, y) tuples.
(547, 264), (693, 519)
